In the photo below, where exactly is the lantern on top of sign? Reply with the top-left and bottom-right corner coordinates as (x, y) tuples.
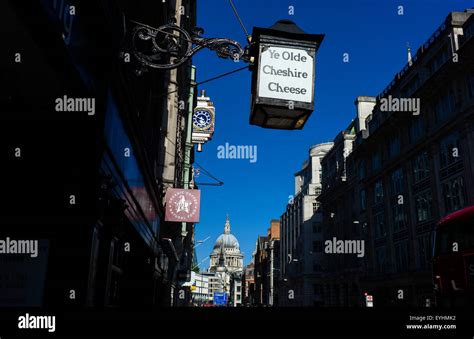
(192, 90), (215, 152)
(249, 20), (325, 130)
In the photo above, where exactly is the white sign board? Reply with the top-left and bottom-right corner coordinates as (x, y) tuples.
(366, 295), (373, 307)
(257, 45), (314, 103)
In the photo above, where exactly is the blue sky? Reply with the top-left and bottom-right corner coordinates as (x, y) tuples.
(192, 0), (473, 267)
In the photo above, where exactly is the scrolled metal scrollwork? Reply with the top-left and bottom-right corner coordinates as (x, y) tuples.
(128, 20), (250, 71)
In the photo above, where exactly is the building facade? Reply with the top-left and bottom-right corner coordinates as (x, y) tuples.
(242, 262), (255, 306)
(189, 271), (210, 306)
(253, 220), (281, 306)
(0, 0), (198, 308)
(254, 235), (268, 306)
(229, 273), (243, 307)
(206, 272), (224, 303)
(279, 143), (333, 306)
(318, 97), (376, 306)
(319, 9), (474, 307)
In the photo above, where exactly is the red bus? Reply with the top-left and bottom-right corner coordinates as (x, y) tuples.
(433, 205), (474, 307)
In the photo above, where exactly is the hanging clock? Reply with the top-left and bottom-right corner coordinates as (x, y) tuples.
(193, 108), (213, 131)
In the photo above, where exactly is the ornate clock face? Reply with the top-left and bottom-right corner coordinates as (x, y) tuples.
(193, 109), (212, 130)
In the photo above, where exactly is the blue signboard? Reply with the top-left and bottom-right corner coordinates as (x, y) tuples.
(213, 292), (228, 306)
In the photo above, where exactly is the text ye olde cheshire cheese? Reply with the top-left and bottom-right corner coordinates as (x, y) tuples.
(263, 49), (310, 96)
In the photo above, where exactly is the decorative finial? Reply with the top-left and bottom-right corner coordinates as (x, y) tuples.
(407, 42), (413, 66)
(224, 214), (231, 234)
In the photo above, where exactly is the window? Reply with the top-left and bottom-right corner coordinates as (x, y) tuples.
(418, 233), (433, 270)
(360, 189), (366, 211)
(401, 75), (420, 97)
(465, 20), (474, 41)
(313, 284), (323, 295)
(412, 151), (430, 183)
(313, 262), (322, 272)
(434, 87), (455, 123)
(373, 211), (386, 239)
(395, 241), (409, 273)
(409, 116), (425, 143)
(415, 190), (432, 223)
(312, 202), (319, 213)
(375, 246), (386, 273)
(312, 222), (322, 233)
(467, 72), (474, 99)
(428, 44), (450, 74)
(315, 187), (322, 196)
(442, 176), (467, 213)
(388, 135), (401, 159)
(374, 180), (384, 204)
(395, 241), (408, 272)
(369, 113), (380, 132)
(392, 204), (407, 232)
(346, 158), (354, 178)
(237, 286), (241, 292)
(439, 131), (461, 169)
(372, 151), (381, 172)
(106, 239), (126, 306)
(313, 241), (323, 253)
(358, 160), (366, 180)
(390, 168), (404, 195)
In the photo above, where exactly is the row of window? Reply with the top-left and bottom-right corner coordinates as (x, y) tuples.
(375, 242), (410, 273)
(374, 232), (434, 273)
(364, 75), (472, 174)
(408, 78), (468, 142)
(359, 130), (463, 208)
(371, 174), (466, 240)
(368, 129), (461, 175)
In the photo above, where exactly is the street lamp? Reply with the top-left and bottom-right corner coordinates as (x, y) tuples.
(128, 18), (325, 131)
(249, 20), (325, 129)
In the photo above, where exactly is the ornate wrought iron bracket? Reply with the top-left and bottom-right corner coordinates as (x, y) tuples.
(128, 19), (251, 72)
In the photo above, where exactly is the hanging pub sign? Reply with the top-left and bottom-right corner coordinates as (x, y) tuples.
(192, 90), (215, 152)
(249, 20), (325, 130)
(165, 188), (201, 223)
